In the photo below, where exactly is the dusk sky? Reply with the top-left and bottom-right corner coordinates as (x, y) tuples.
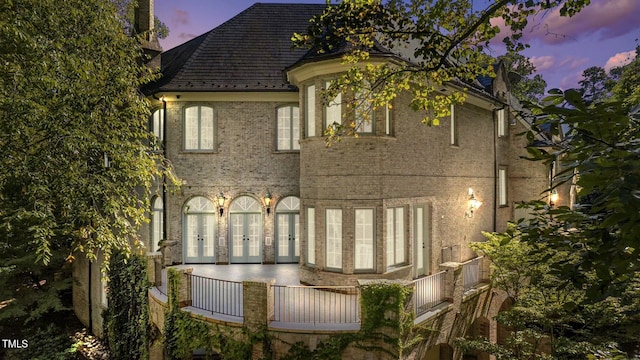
(154, 0), (639, 91)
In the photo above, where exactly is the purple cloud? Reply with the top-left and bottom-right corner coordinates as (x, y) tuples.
(604, 50), (637, 72)
(172, 8), (190, 27)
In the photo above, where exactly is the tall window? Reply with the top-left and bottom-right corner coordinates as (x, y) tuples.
(306, 84), (316, 137)
(151, 109), (164, 142)
(151, 196), (163, 252)
(355, 209), (374, 271)
(184, 106), (214, 151)
(277, 106), (300, 150)
(498, 167), (508, 206)
(386, 207), (405, 267)
(307, 207), (315, 266)
(354, 91), (373, 133)
(325, 209), (342, 270)
(385, 103), (392, 135)
(324, 81), (342, 129)
(497, 108), (507, 137)
(450, 104), (458, 146)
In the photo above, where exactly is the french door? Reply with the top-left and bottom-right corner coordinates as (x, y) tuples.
(230, 213), (261, 263)
(276, 213), (299, 263)
(184, 213), (215, 263)
(413, 204), (430, 277)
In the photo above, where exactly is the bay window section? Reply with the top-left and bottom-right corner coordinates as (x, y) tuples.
(325, 209), (342, 270)
(277, 106), (300, 151)
(355, 208), (374, 271)
(354, 90), (373, 133)
(185, 106), (215, 151)
(386, 207), (405, 267)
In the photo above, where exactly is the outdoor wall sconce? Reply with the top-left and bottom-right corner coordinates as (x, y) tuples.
(264, 191), (272, 215)
(217, 192), (225, 217)
(549, 189), (559, 208)
(466, 188), (482, 218)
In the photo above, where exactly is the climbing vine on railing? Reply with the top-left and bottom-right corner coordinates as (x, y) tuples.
(163, 269), (264, 360)
(281, 281), (432, 360)
(104, 250), (150, 360)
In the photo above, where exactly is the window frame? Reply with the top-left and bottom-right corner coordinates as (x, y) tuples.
(354, 208), (375, 272)
(324, 80), (342, 130)
(386, 206), (406, 268)
(184, 105), (215, 151)
(150, 196), (164, 252)
(150, 108), (164, 143)
(306, 207), (315, 267)
(450, 104), (458, 146)
(276, 105), (300, 151)
(497, 108), (507, 137)
(325, 208), (343, 271)
(305, 84), (316, 138)
(498, 166), (508, 207)
(354, 90), (374, 134)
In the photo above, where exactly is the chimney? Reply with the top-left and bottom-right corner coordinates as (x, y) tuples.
(134, 0), (162, 68)
(135, 0), (154, 39)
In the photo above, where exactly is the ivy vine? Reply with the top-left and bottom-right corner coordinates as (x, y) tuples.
(103, 250), (151, 360)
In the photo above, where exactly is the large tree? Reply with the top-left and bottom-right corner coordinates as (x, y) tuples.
(0, 0), (174, 336)
(293, 0), (590, 140)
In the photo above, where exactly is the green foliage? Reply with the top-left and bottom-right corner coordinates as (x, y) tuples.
(498, 52), (547, 102)
(0, 0), (176, 329)
(104, 250), (150, 360)
(163, 270), (254, 360)
(293, 0), (590, 142)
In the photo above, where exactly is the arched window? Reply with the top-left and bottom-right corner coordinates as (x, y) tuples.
(184, 106), (214, 151)
(150, 196), (163, 252)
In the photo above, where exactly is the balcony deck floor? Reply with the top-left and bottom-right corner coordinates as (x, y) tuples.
(169, 263), (301, 285)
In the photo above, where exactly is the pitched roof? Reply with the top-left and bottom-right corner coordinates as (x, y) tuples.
(144, 3), (327, 94)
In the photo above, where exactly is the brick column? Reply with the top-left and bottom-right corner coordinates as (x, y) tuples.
(146, 252), (162, 286)
(242, 279), (274, 330)
(439, 262), (462, 305)
(242, 279), (274, 360)
(167, 267), (193, 309)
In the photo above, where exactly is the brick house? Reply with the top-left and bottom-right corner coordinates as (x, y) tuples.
(140, 2), (549, 284)
(71, 2), (556, 357)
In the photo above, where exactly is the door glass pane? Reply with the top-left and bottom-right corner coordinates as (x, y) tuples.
(202, 214), (214, 257)
(232, 215), (244, 257)
(186, 215), (198, 257)
(277, 214), (289, 257)
(248, 214), (260, 257)
(294, 214), (300, 257)
(416, 207), (424, 270)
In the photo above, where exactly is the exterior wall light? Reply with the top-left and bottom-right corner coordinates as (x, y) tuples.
(217, 192), (225, 217)
(466, 188), (482, 218)
(264, 191), (272, 215)
(549, 189), (559, 208)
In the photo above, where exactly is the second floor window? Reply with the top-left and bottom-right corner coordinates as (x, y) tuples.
(277, 106), (300, 151)
(184, 106), (214, 151)
(150, 109), (164, 142)
(324, 81), (342, 129)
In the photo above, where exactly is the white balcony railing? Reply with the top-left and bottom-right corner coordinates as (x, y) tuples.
(462, 256), (483, 292)
(190, 274), (244, 318)
(413, 271), (446, 316)
(273, 285), (360, 325)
